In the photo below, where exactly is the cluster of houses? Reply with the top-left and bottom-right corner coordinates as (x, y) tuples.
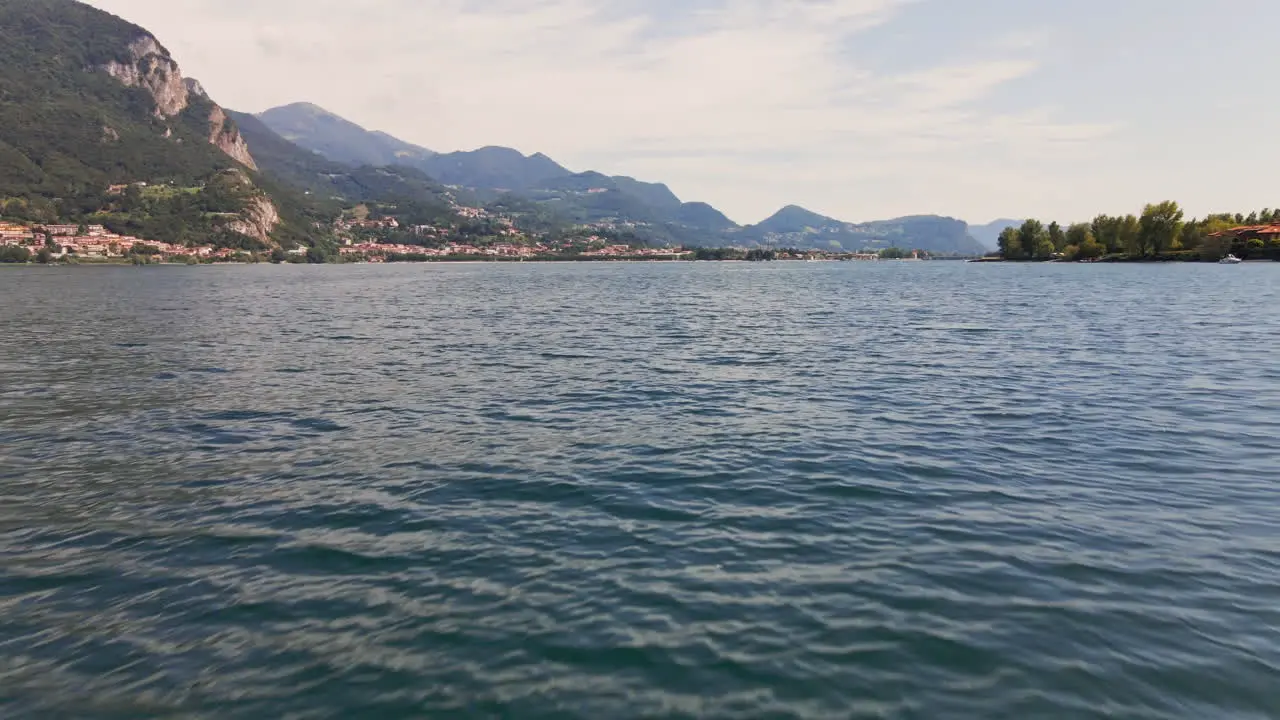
(334, 238), (699, 262)
(580, 244), (693, 259)
(453, 206), (489, 220)
(0, 221), (35, 246)
(0, 220), (234, 260)
(338, 242), (554, 260)
(333, 208), (526, 250)
(334, 216), (402, 232)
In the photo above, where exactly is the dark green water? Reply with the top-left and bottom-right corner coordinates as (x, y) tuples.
(2, 262), (1279, 719)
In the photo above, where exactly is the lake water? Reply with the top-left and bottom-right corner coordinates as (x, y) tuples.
(2, 262), (1279, 718)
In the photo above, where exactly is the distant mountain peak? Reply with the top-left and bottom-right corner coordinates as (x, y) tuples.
(257, 103), (434, 167)
(269, 101), (334, 116)
(757, 205), (839, 230)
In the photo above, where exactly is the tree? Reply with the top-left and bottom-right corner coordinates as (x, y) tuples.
(997, 227), (1023, 259)
(1048, 222), (1066, 252)
(1018, 220), (1053, 259)
(1033, 235), (1056, 260)
(1066, 223), (1104, 259)
(1065, 223), (1092, 249)
(1179, 220), (1204, 251)
(305, 246), (331, 264)
(1119, 215), (1141, 256)
(1092, 215), (1122, 254)
(0, 246), (32, 263)
(1017, 219), (1044, 253)
(1199, 232), (1229, 262)
(1138, 201), (1184, 256)
(35, 247), (53, 264)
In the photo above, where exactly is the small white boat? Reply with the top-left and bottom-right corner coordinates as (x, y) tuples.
(1219, 254), (1243, 265)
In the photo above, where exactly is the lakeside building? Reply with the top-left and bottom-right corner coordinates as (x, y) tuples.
(0, 220), (237, 260)
(0, 221), (36, 245)
(1210, 225), (1280, 245)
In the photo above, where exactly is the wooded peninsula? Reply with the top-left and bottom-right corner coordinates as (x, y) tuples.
(996, 202), (1280, 262)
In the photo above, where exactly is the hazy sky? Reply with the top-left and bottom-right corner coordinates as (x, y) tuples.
(87, 0), (1280, 225)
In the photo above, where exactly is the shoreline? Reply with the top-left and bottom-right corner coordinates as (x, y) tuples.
(1, 256), (955, 267)
(9, 253), (1274, 267)
(976, 257), (1278, 264)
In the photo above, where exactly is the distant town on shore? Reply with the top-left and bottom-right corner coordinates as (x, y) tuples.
(0, 212), (931, 265)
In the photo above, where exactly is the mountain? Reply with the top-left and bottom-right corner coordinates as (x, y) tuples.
(848, 215), (987, 256)
(227, 110), (348, 192)
(251, 103), (737, 236)
(750, 205), (842, 235)
(0, 0), (321, 248)
(231, 110), (460, 227)
(675, 202), (737, 233)
(421, 147), (569, 191)
(257, 102), (436, 168)
(610, 176), (683, 211)
(257, 102), (581, 192)
(732, 205), (987, 255)
(969, 218), (1023, 250)
(246, 102), (983, 252)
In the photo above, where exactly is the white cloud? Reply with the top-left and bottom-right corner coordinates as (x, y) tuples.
(87, 0), (1117, 223)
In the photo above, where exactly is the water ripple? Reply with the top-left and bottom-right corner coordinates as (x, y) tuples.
(2, 262), (1280, 718)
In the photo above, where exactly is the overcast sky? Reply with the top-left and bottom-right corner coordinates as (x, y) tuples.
(87, 0), (1280, 225)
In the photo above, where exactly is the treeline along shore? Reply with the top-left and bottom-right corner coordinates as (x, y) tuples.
(995, 201), (1280, 262)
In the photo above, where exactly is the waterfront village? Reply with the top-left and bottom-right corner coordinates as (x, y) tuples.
(0, 196), (905, 264)
(0, 219), (239, 261)
(327, 212), (706, 261)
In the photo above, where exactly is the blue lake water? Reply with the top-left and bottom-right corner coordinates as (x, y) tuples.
(2, 261), (1279, 718)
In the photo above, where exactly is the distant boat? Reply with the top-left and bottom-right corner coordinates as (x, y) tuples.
(1219, 254), (1243, 265)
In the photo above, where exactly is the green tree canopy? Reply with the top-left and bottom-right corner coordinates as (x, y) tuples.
(1138, 201), (1184, 256)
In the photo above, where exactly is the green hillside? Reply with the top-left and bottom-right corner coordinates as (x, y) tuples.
(0, 0), (324, 248)
(0, 2), (219, 200)
(229, 110), (458, 226)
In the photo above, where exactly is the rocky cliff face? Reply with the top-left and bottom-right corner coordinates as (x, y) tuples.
(184, 77), (207, 100)
(214, 170), (280, 242)
(208, 105), (258, 170)
(227, 194), (281, 244)
(100, 36), (189, 118)
(98, 36), (258, 170)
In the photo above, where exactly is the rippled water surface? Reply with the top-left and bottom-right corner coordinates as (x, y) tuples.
(2, 262), (1279, 718)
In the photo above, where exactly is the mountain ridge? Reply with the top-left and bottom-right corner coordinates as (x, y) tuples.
(257, 102), (436, 170)
(734, 206), (987, 255)
(256, 100), (990, 253)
